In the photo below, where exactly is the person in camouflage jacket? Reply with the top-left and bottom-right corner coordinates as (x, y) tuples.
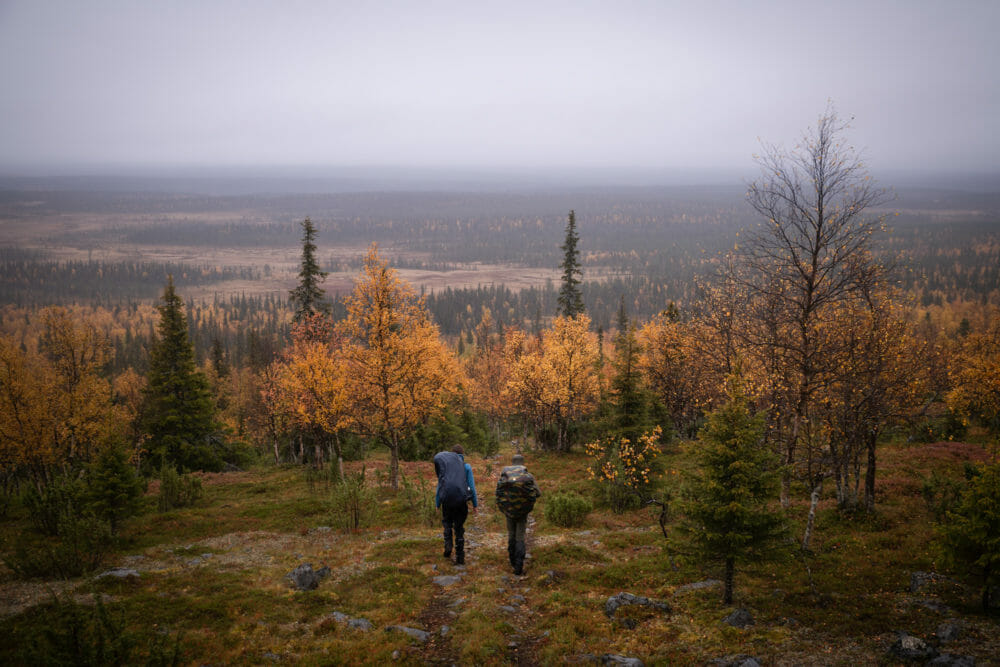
(496, 454), (541, 575)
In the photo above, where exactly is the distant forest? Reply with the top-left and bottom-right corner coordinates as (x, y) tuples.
(1, 185), (998, 367)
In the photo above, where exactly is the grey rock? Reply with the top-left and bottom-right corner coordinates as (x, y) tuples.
(391, 650), (400, 660)
(510, 594), (527, 605)
(186, 557), (202, 566)
(604, 592), (670, 619)
(348, 618), (373, 631)
(722, 608), (754, 629)
(286, 563), (324, 591)
(914, 597), (952, 614)
(448, 597), (466, 609)
(936, 619), (964, 642)
(385, 625), (430, 643)
(95, 567), (140, 580)
(709, 655), (761, 667)
(674, 579), (721, 595)
(888, 632), (938, 662)
(316, 566), (331, 579)
(327, 611), (350, 623)
(910, 571), (958, 594)
(440, 625), (450, 637)
(499, 605), (519, 613)
(124, 554), (145, 563)
(262, 652), (282, 662)
(433, 575), (462, 586)
(927, 654), (976, 667)
(314, 526), (331, 533)
(600, 655), (643, 666)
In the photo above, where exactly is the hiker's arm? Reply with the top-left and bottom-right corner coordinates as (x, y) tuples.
(466, 464), (478, 508)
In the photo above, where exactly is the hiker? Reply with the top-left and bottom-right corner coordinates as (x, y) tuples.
(496, 453), (541, 576)
(433, 445), (478, 565)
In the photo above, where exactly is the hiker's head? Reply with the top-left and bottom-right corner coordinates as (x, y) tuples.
(511, 454), (524, 466)
(451, 445), (465, 456)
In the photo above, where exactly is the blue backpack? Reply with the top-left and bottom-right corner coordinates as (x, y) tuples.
(434, 451), (468, 506)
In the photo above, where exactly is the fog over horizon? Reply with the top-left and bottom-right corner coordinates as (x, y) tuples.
(1, 1), (998, 180)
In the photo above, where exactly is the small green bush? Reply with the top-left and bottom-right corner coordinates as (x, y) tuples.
(400, 472), (438, 527)
(157, 464), (203, 512)
(22, 473), (88, 537)
(87, 446), (146, 534)
(6, 511), (113, 579)
(544, 491), (593, 528)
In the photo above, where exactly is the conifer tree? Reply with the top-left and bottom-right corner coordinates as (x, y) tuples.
(609, 296), (651, 442)
(557, 210), (584, 318)
(142, 276), (223, 472)
(679, 375), (786, 604)
(289, 217), (329, 323)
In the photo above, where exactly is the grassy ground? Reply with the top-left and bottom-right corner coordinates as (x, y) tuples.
(1, 440), (997, 665)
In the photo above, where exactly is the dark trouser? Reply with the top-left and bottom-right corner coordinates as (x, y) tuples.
(506, 515), (527, 573)
(441, 501), (468, 559)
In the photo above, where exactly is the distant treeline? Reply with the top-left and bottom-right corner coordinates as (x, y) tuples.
(0, 252), (261, 305)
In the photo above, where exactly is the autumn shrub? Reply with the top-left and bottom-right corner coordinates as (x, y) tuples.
(907, 411), (966, 443)
(585, 426), (663, 513)
(13, 592), (183, 666)
(544, 491), (592, 528)
(330, 470), (376, 532)
(6, 509), (113, 579)
(22, 473), (88, 537)
(399, 472), (438, 527)
(157, 464), (203, 512)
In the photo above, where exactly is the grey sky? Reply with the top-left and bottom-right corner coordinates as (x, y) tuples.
(1, 0), (997, 174)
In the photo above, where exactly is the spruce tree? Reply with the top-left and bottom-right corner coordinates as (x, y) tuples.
(609, 296), (651, 442)
(557, 210), (584, 318)
(142, 276), (223, 472)
(289, 217), (329, 323)
(679, 376), (786, 604)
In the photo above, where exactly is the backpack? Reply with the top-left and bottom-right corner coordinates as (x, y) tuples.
(496, 465), (538, 519)
(434, 451), (468, 506)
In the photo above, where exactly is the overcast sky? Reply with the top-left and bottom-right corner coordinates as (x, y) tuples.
(1, 0), (997, 175)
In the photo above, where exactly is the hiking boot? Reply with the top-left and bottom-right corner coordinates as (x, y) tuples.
(455, 550), (465, 565)
(443, 549), (451, 559)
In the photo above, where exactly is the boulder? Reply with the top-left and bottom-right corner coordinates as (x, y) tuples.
(432, 575), (462, 587)
(599, 656), (643, 666)
(347, 618), (373, 631)
(604, 592), (670, 619)
(936, 619), (964, 643)
(888, 632), (938, 662)
(674, 579), (722, 595)
(385, 625), (430, 643)
(95, 567), (140, 580)
(286, 563), (329, 591)
(722, 608), (754, 629)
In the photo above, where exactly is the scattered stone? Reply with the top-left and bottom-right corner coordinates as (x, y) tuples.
(600, 655), (643, 666)
(543, 570), (565, 585)
(326, 611), (350, 623)
(391, 650), (400, 660)
(286, 563), (328, 591)
(888, 632), (938, 662)
(709, 655), (762, 667)
(316, 566), (330, 578)
(386, 625), (430, 643)
(200, 553), (213, 560)
(604, 592), (670, 619)
(448, 597), (466, 609)
(440, 625), (450, 637)
(674, 579), (721, 595)
(95, 567), (140, 580)
(262, 651), (282, 662)
(432, 575), (462, 587)
(510, 594), (526, 605)
(927, 654), (976, 666)
(124, 554), (145, 563)
(186, 557), (202, 566)
(910, 571), (958, 594)
(934, 618), (965, 642)
(722, 608), (755, 629)
(913, 598), (952, 614)
(314, 526), (331, 533)
(499, 605), (519, 614)
(379, 529), (401, 540)
(348, 618), (373, 631)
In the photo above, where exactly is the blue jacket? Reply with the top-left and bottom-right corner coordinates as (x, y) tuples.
(434, 453), (478, 508)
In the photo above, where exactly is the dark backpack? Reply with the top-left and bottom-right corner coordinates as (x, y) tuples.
(434, 451), (468, 506)
(496, 465), (538, 519)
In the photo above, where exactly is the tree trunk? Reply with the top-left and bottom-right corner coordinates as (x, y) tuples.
(802, 478), (823, 551)
(389, 433), (400, 490)
(864, 432), (877, 512)
(334, 432), (345, 482)
(723, 557), (735, 605)
(983, 564), (992, 612)
(272, 438), (280, 465)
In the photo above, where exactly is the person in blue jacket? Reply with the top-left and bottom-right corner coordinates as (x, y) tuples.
(433, 445), (478, 565)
